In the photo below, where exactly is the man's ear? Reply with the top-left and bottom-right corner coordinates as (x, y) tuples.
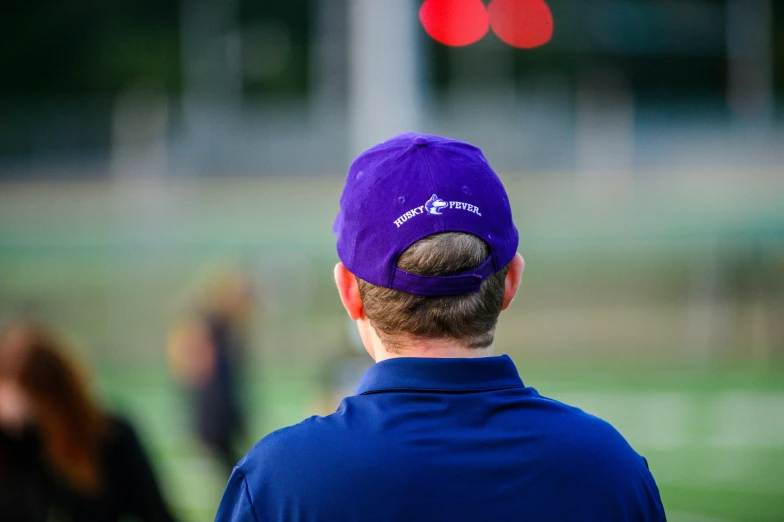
(501, 253), (524, 311)
(334, 262), (364, 320)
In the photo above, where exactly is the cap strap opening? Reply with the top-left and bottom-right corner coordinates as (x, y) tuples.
(391, 257), (496, 296)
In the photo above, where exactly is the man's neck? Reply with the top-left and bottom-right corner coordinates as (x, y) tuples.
(373, 339), (494, 362)
(357, 319), (495, 362)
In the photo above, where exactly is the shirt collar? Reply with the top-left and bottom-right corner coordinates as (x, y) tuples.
(355, 354), (524, 395)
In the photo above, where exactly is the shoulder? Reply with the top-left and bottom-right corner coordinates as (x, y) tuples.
(533, 392), (645, 461)
(526, 389), (629, 438)
(230, 407), (390, 520)
(236, 403), (374, 490)
(232, 417), (329, 515)
(239, 413), (343, 470)
(528, 392), (665, 513)
(530, 392), (661, 491)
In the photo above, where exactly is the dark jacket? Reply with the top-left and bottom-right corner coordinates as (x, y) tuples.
(0, 414), (176, 522)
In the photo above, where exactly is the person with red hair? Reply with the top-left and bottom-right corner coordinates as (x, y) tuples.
(0, 320), (177, 522)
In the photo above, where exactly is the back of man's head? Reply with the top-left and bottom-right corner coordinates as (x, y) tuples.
(334, 133), (520, 356)
(357, 232), (509, 352)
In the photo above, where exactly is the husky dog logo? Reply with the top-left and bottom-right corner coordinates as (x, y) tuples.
(425, 194), (448, 215)
(393, 193), (481, 228)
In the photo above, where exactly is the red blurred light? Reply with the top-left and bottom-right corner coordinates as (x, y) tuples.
(419, 0), (490, 47)
(487, 0), (553, 49)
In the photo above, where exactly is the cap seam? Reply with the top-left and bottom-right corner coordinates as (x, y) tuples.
(389, 143), (438, 288)
(393, 146), (443, 289)
(420, 146), (444, 232)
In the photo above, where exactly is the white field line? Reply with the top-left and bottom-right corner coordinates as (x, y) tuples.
(554, 391), (784, 450)
(707, 392), (784, 448)
(667, 511), (731, 522)
(663, 477), (784, 496)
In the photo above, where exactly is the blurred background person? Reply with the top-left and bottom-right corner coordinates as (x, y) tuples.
(167, 269), (255, 475)
(0, 320), (177, 522)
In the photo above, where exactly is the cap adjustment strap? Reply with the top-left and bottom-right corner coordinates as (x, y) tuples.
(391, 257), (497, 296)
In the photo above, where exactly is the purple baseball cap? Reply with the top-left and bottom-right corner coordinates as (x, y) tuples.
(334, 132), (519, 296)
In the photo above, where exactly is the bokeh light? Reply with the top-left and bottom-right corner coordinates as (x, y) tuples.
(419, 0), (490, 47)
(488, 0), (553, 49)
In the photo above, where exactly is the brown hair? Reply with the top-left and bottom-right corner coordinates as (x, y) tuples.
(0, 321), (108, 494)
(357, 233), (510, 352)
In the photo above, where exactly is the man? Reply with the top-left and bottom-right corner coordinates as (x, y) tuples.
(216, 133), (666, 521)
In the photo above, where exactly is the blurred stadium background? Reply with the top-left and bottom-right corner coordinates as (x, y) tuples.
(1, 1), (783, 521)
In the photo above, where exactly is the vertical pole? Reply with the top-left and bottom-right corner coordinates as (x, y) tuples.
(726, 0), (773, 120)
(180, 0), (242, 164)
(348, 0), (421, 156)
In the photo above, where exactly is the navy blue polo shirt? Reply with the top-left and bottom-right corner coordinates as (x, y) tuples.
(216, 355), (665, 522)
